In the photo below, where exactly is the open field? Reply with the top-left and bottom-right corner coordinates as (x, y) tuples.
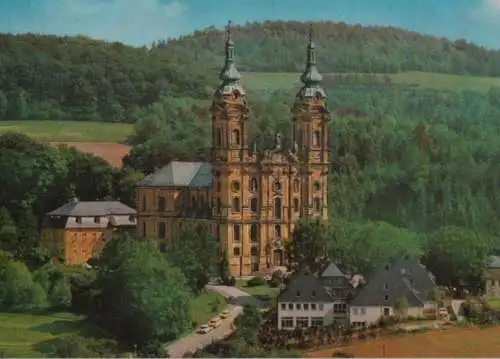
(306, 327), (500, 358)
(51, 142), (131, 167)
(242, 71), (500, 93)
(0, 120), (133, 143)
(0, 312), (103, 357)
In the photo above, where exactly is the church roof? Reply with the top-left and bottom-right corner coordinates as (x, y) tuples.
(136, 161), (212, 188)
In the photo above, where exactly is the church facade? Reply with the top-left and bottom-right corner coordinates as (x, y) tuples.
(136, 22), (329, 277)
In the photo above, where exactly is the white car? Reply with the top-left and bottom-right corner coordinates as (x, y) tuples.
(196, 324), (212, 334)
(209, 317), (222, 328)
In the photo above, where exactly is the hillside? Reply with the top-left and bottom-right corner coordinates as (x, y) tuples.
(0, 33), (217, 124)
(160, 20), (500, 76)
(241, 71), (500, 93)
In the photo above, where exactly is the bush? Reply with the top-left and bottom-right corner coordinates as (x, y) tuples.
(223, 276), (236, 286)
(137, 339), (170, 357)
(50, 335), (119, 357)
(247, 276), (266, 287)
(268, 278), (281, 287)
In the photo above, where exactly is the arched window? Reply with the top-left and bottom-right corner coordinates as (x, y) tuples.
(191, 196), (197, 208)
(232, 129), (240, 145)
(250, 177), (258, 192)
(251, 246), (258, 256)
(250, 224), (258, 242)
(250, 197), (258, 212)
(275, 225), (281, 239)
(312, 130), (321, 146)
(199, 196), (205, 208)
(274, 198), (282, 219)
(313, 197), (321, 211)
(293, 198), (299, 212)
(233, 247), (241, 256)
(233, 224), (241, 242)
(232, 197), (240, 212)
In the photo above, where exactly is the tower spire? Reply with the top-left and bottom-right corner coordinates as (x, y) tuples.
(219, 20), (241, 84)
(300, 24), (322, 86)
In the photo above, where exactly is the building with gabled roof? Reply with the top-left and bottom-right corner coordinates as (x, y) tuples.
(41, 198), (137, 265)
(136, 22), (330, 277)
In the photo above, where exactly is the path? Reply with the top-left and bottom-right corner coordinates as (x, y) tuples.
(166, 285), (257, 357)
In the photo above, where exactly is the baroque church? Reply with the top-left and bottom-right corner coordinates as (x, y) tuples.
(136, 22), (329, 277)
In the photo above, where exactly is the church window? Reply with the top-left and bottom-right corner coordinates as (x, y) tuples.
(293, 179), (300, 192)
(232, 197), (241, 212)
(199, 196), (205, 208)
(250, 224), (258, 242)
(251, 246), (259, 256)
(158, 196), (166, 211)
(231, 180), (240, 192)
(214, 224), (220, 241)
(191, 196), (197, 208)
(293, 198), (299, 212)
(314, 181), (321, 192)
(274, 198), (282, 219)
(250, 177), (258, 192)
(232, 129), (240, 145)
(233, 247), (241, 256)
(216, 128), (222, 146)
(275, 225), (281, 239)
(142, 195), (147, 211)
(313, 197), (321, 211)
(312, 130), (321, 146)
(216, 181), (221, 192)
(233, 224), (241, 242)
(142, 222), (146, 237)
(250, 197), (258, 212)
(158, 222), (166, 239)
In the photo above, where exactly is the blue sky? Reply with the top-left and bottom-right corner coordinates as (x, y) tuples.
(1, 0), (500, 49)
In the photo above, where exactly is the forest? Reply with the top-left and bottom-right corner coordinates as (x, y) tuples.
(1, 20), (500, 124)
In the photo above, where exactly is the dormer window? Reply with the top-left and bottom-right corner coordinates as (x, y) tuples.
(311, 291), (316, 298)
(94, 216), (100, 223)
(296, 291), (301, 297)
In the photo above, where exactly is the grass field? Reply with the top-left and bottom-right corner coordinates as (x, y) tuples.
(0, 312), (102, 357)
(189, 291), (227, 327)
(0, 120), (133, 143)
(306, 327), (500, 358)
(235, 279), (281, 301)
(242, 71), (500, 93)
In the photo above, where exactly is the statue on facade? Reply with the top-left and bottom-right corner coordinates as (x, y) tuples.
(275, 132), (282, 150)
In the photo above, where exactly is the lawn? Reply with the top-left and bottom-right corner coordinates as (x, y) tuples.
(189, 291), (227, 327)
(235, 279), (281, 302)
(0, 120), (134, 143)
(0, 312), (103, 358)
(242, 71), (500, 93)
(306, 327), (500, 358)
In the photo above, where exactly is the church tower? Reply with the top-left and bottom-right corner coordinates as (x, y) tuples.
(292, 25), (329, 220)
(211, 21), (251, 276)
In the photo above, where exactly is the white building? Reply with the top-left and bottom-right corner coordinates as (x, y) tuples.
(276, 255), (436, 330)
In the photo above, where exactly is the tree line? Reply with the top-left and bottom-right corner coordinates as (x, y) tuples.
(159, 20), (500, 75)
(0, 33), (216, 123)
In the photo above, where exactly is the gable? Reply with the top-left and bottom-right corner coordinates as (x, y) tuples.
(278, 266), (332, 303)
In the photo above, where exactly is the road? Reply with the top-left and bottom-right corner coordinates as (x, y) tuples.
(166, 285), (257, 358)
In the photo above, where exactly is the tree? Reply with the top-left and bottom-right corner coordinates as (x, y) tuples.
(287, 219), (328, 271)
(50, 277), (72, 309)
(219, 250), (231, 283)
(0, 260), (47, 310)
(95, 234), (191, 346)
(393, 297), (409, 320)
(166, 222), (218, 294)
(427, 287), (444, 310)
(422, 226), (490, 293)
(234, 305), (262, 346)
(0, 90), (7, 121)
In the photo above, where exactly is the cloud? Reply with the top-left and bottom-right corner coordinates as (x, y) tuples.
(471, 0), (500, 23)
(7, 0), (187, 46)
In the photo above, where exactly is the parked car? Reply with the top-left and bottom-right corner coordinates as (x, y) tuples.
(197, 324), (212, 334)
(209, 317), (222, 328)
